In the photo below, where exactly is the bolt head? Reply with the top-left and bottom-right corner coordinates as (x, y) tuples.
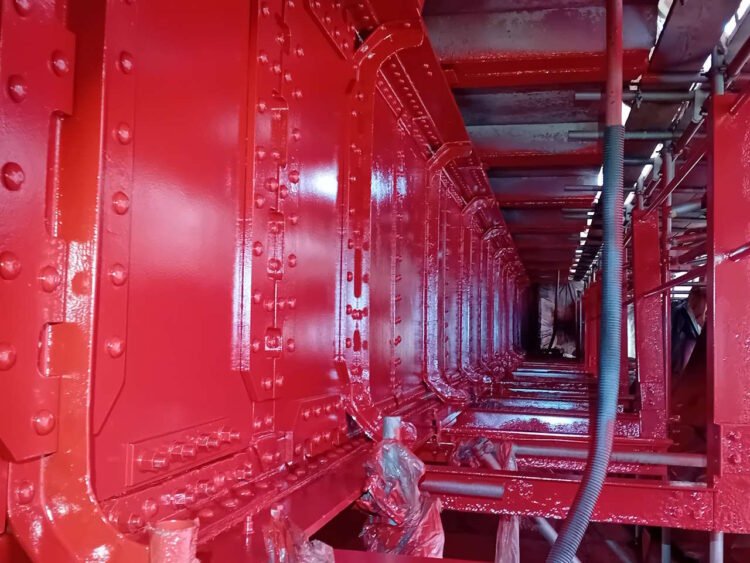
(106, 337), (125, 358)
(118, 51), (134, 74)
(50, 51), (71, 76)
(2, 162), (25, 190)
(115, 123), (132, 144)
(0, 343), (18, 370)
(15, 481), (35, 504)
(109, 263), (128, 286)
(7, 75), (28, 102)
(0, 251), (21, 280)
(112, 191), (130, 214)
(32, 410), (56, 435)
(39, 266), (61, 292)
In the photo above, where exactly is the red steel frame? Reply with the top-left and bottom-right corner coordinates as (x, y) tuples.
(1, 0), (750, 560)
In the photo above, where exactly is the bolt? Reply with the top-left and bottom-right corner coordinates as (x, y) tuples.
(169, 441), (197, 460)
(109, 263), (128, 286)
(115, 123), (132, 144)
(2, 162), (25, 190)
(195, 433), (220, 450)
(118, 51), (134, 74)
(13, 0), (32, 15)
(137, 452), (169, 472)
(49, 50), (71, 76)
(32, 410), (56, 435)
(0, 251), (21, 280)
(0, 343), (17, 370)
(38, 266), (61, 292)
(287, 254), (297, 268)
(106, 337), (125, 358)
(7, 75), (28, 103)
(252, 241), (264, 256)
(112, 191), (130, 214)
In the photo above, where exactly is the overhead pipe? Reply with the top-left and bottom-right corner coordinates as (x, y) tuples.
(575, 91), (696, 103)
(548, 0), (623, 560)
(568, 130), (682, 141)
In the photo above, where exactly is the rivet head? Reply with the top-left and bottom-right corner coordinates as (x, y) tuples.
(252, 241), (263, 256)
(279, 185), (288, 199)
(288, 170), (300, 184)
(2, 162), (25, 190)
(15, 481), (35, 504)
(255, 195), (266, 208)
(0, 251), (21, 280)
(115, 123), (132, 144)
(106, 337), (125, 358)
(109, 263), (128, 286)
(0, 343), (18, 370)
(13, 0), (32, 15)
(112, 191), (130, 214)
(286, 339), (296, 352)
(50, 51), (71, 76)
(266, 178), (279, 192)
(118, 51), (134, 73)
(7, 75), (28, 103)
(141, 498), (158, 518)
(291, 128), (301, 141)
(287, 254), (297, 268)
(32, 410), (56, 435)
(268, 258), (281, 271)
(38, 266), (61, 292)
(252, 290), (262, 304)
(251, 339), (261, 352)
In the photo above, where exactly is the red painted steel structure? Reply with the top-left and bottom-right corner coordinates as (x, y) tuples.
(1, 0), (750, 561)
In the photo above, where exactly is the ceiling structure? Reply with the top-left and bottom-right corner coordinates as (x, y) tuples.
(424, 0), (746, 284)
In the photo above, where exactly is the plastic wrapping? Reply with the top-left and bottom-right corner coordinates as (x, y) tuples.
(493, 442), (520, 563)
(263, 505), (334, 563)
(358, 426), (445, 557)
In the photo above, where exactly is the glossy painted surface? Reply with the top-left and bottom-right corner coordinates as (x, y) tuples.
(4, 0), (750, 560)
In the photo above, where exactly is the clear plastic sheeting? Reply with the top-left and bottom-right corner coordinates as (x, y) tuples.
(358, 420), (445, 557)
(263, 505), (335, 563)
(539, 281), (583, 356)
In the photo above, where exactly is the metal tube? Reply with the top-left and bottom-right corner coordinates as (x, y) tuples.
(568, 130), (682, 141)
(638, 72), (709, 85)
(710, 531), (724, 563)
(642, 265), (707, 299)
(149, 519), (199, 563)
(661, 528), (671, 563)
(512, 445), (707, 467)
(419, 475), (505, 499)
(576, 91), (695, 102)
(727, 240), (750, 262)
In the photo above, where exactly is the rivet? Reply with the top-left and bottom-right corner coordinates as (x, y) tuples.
(258, 51), (269, 64)
(279, 185), (288, 199)
(50, 51), (71, 76)
(7, 75), (28, 103)
(295, 46), (305, 57)
(13, 0), (32, 15)
(287, 297), (297, 309)
(291, 89), (302, 99)
(32, 410), (55, 435)
(256, 146), (266, 160)
(2, 162), (24, 191)
(272, 63), (282, 75)
(291, 128), (301, 141)
(251, 338), (261, 352)
(115, 123), (132, 144)
(252, 241), (263, 256)
(287, 254), (297, 268)
(118, 51), (134, 74)
(262, 377), (273, 389)
(345, 338), (352, 348)
(106, 337), (125, 358)
(275, 375), (284, 386)
(252, 290), (262, 304)
(288, 170), (300, 183)
(283, 72), (293, 82)
(38, 266), (61, 292)
(255, 195), (265, 208)
(112, 191), (130, 214)
(266, 178), (279, 191)
(286, 339), (296, 352)
(346, 271), (353, 282)
(268, 258), (281, 271)
(263, 299), (274, 311)
(0, 251), (21, 280)
(260, 2), (270, 15)
(0, 343), (18, 370)
(109, 263), (128, 286)
(257, 100), (267, 113)
(271, 149), (281, 161)
(15, 481), (35, 504)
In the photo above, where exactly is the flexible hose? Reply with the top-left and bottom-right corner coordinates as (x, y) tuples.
(547, 125), (624, 562)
